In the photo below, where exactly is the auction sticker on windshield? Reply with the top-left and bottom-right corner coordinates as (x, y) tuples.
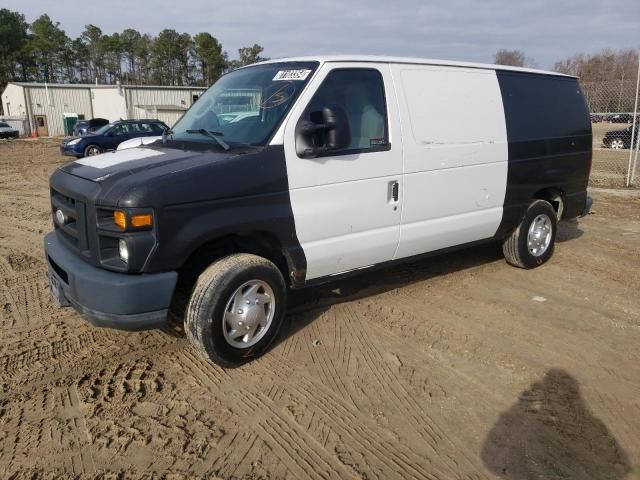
(272, 69), (312, 81)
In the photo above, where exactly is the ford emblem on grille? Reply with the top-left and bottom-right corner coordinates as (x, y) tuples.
(55, 209), (66, 225)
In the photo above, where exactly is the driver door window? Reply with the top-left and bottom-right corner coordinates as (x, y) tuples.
(301, 69), (388, 154)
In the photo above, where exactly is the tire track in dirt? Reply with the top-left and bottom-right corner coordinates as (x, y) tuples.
(234, 391), (357, 479)
(356, 274), (640, 396)
(2, 328), (183, 395)
(0, 386), (58, 474)
(1, 331), (100, 380)
(262, 352), (455, 480)
(1, 272), (52, 329)
(340, 304), (485, 478)
(206, 431), (265, 479)
(174, 348), (412, 479)
(54, 385), (96, 474)
(391, 274), (640, 393)
(296, 312), (360, 409)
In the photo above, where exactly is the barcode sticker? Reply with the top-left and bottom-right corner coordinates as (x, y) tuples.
(272, 69), (312, 81)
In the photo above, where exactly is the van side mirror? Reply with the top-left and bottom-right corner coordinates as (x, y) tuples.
(295, 106), (351, 158)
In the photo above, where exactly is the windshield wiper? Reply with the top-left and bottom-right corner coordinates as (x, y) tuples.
(186, 129), (230, 151)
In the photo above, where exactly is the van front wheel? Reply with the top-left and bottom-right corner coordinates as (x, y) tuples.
(184, 254), (287, 367)
(503, 200), (557, 269)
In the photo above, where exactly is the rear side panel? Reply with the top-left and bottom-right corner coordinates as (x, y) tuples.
(391, 64), (508, 261)
(495, 72), (592, 237)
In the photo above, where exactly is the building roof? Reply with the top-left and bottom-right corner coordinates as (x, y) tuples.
(7, 82), (206, 90)
(253, 55), (574, 78)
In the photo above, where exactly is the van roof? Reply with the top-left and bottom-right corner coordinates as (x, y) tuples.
(254, 55), (574, 78)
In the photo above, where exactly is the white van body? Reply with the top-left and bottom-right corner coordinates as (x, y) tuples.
(266, 56), (588, 280)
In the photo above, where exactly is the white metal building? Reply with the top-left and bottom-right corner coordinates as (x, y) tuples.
(1, 82), (206, 136)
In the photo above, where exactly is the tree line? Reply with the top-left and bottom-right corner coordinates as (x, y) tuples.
(1, 7), (638, 113)
(494, 48), (639, 84)
(0, 8), (268, 93)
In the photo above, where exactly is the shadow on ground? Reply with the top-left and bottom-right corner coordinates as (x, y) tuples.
(556, 219), (584, 243)
(482, 369), (631, 480)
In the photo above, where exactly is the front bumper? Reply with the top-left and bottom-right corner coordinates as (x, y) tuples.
(60, 145), (81, 157)
(0, 131), (19, 139)
(44, 232), (178, 330)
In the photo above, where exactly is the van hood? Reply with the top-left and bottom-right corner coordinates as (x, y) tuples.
(60, 145), (237, 183)
(54, 143), (287, 209)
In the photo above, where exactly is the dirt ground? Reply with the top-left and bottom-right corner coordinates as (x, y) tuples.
(1, 138), (639, 480)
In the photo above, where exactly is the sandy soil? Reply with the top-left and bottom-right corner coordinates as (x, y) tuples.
(1, 138), (639, 479)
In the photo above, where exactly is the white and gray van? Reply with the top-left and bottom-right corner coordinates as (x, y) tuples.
(45, 56), (593, 366)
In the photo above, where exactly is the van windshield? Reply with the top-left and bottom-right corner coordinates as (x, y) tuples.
(170, 62), (318, 147)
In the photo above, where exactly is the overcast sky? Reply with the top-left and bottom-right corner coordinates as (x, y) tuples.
(4, 0), (639, 69)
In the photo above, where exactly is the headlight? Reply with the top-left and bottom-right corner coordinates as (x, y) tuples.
(118, 239), (129, 264)
(67, 138), (81, 145)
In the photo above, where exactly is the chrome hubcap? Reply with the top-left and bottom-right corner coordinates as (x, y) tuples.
(611, 139), (623, 149)
(222, 280), (275, 348)
(88, 147), (99, 156)
(527, 214), (552, 257)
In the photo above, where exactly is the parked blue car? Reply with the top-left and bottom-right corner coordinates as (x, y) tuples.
(60, 119), (168, 158)
(72, 118), (109, 136)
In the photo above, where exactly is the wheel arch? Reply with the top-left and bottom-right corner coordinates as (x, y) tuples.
(532, 187), (565, 220)
(178, 230), (295, 288)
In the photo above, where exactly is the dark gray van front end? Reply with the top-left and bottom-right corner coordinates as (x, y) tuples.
(45, 232), (177, 330)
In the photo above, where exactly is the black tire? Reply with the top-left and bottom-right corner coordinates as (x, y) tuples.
(84, 144), (102, 157)
(503, 200), (557, 269)
(184, 254), (287, 367)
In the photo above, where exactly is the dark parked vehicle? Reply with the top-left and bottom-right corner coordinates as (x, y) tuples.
(603, 125), (637, 149)
(60, 119), (168, 158)
(590, 114), (604, 123)
(608, 113), (633, 123)
(0, 121), (19, 139)
(72, 118), (109, 136)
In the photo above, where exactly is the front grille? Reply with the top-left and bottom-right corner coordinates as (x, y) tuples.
(51, 188), (88, 252)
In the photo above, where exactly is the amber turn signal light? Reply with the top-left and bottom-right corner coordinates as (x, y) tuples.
(131, 213), (153, 228)
(114, 210), (126, 229)
(113, 210), (153, 229)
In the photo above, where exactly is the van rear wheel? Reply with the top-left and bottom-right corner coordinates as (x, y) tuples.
(184, 254), (287, 367)
(503, 200), (557, 269)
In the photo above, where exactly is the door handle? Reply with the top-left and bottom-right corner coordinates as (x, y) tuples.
(389, 181), (399, 202)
